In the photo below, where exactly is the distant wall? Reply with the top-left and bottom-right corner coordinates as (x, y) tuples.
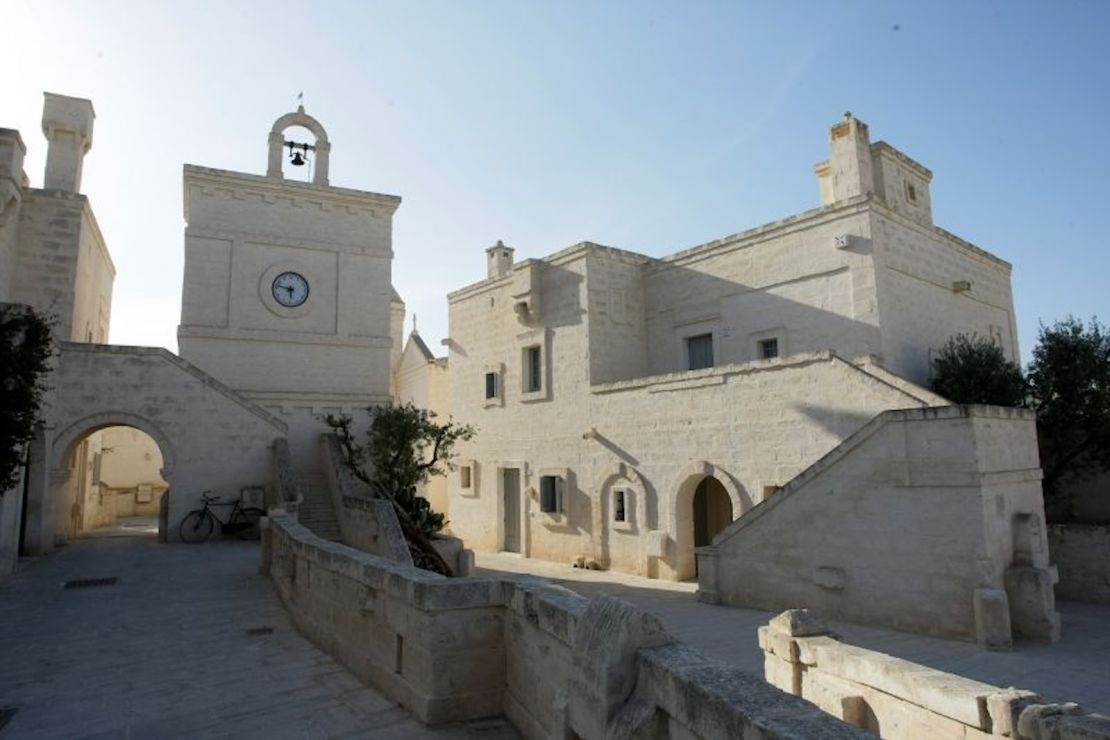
(264, 515), (869, 739)
(699, 406), (1055, 644)
(1048, 524), (1110, 604)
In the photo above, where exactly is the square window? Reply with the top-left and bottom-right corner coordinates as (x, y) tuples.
(539, 475), (563, 513)
(485, 372), (498, 400)
(614, 490), (627, 522)
(758, 338), (779, 360)
(460, 466), (472, 489)
(524, 345), (542, 393)
(686, 333), (714, 370)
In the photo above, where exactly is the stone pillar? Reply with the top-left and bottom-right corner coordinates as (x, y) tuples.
(486, 240), (514, 278)
(973, 587), (1013, 650)
(20, 427), (52, 555)
(41, 93), (95, 193)
(695, 545), (720, 604)
(827, 113), (874, 202)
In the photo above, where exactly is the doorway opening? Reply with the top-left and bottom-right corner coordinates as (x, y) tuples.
(674, 472), (736, 580)
(693, 477), (733, 549)
(63, 426), (169, 540)
(501, 468), (522, 553)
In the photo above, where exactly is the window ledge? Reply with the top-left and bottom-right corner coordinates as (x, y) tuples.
(520, 389), (548, 403)
(539, 511), (567, 527)
(612, 520), (636, 533)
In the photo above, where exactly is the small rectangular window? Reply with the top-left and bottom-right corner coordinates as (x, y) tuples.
(906, 182), (917, 203)
(758, 338), (779, 360)
(614, 490), (626, 522)
(485, 372), (498, 400)
(460, 466), (472, 489)
(524, 345), (542, 393)
(686, 333), (714, 370)
(540, 475), (562, 513)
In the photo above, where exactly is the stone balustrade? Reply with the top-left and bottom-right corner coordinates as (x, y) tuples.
(263, 514), (870, 739)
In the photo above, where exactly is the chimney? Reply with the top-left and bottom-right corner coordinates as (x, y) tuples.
(814, 112), (873, 205)
(41, 92), (95, 193)
(486, 239), (514, 279)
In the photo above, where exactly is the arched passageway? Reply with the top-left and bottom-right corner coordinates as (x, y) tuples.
(59, 424), (170, 539)
(671, 461), (747, 581)
(693, 477), (733, 550)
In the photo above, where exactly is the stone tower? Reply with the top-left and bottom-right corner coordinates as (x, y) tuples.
(177, 105), (401, 471)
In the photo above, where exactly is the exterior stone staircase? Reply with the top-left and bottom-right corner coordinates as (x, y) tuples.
(294, 473), (342, 541)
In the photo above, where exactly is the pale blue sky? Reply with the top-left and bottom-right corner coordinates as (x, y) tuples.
(4, 1), (1107, 362)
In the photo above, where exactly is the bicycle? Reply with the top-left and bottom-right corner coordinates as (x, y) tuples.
(179, 491), (265, 543)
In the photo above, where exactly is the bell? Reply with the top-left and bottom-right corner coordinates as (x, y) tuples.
(290, 152), (306, 167)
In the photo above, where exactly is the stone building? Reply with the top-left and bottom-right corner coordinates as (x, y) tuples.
(1, 94), (407, 566)
(442, 114), (1023, 582)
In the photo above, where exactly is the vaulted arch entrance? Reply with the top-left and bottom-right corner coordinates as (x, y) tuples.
(670, 461), (748, 580)
(693, 477), (733, 551)
(52, 418), (173, 540)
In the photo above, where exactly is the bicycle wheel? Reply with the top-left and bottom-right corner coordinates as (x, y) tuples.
(232, 507), (265, 541)
(180, 510), (214, 543)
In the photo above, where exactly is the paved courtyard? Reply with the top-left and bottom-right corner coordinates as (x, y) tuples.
(477, 551), (1110, 716)
(0, 534), (517, 740)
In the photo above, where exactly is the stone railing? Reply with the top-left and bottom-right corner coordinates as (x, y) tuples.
(1047, 524), (1110, 605)
(760, 610), (1110, 739)
(319, 433), (473, 574)
(263, 515), (870, 739)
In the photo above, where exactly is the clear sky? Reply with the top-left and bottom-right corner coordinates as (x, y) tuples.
(3, 0), (1107, 363)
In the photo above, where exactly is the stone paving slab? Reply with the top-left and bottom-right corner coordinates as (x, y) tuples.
(0, 537), (518, 739)
(476, 551), (1110, 716)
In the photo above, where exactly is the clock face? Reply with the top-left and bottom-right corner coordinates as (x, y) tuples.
(271, 271), (309, 308)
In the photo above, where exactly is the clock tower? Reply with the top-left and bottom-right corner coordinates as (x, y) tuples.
(177, 105), (401, 471)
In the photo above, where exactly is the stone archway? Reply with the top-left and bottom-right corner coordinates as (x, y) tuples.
(49, 412), (177, 541)
(669, 461), (750, 580)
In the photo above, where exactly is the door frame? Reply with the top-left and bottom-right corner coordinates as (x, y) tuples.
(495, 460), (529, 555)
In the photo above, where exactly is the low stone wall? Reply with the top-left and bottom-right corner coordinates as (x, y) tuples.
(760, 610), (1110, 739)
(1048, 524), (1110, 604)
(264, 515), (870, 739)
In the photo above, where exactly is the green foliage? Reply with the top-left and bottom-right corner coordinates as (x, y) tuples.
(0, 305), (54, 494)
(1027, 317), (1110, 520)
(930, 333), (1026, 406)
(327, 403), (476, 537)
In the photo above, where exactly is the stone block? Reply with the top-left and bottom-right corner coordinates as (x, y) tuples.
(974, 587), (1013, 650)
(986, 688), (1041, 737)
(769, 608), (828, 637)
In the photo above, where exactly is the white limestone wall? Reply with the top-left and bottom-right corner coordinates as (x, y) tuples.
(872, 206), (1018, 385)
(448, 343), (934, 579)
(41, 343), (286, 544)
(644, 203), (882, 374)
(584, 249), (649, 384)
(11, 191), (86, 341)
(701, 406), (1046, 640)
(70, 205), (114, 342)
